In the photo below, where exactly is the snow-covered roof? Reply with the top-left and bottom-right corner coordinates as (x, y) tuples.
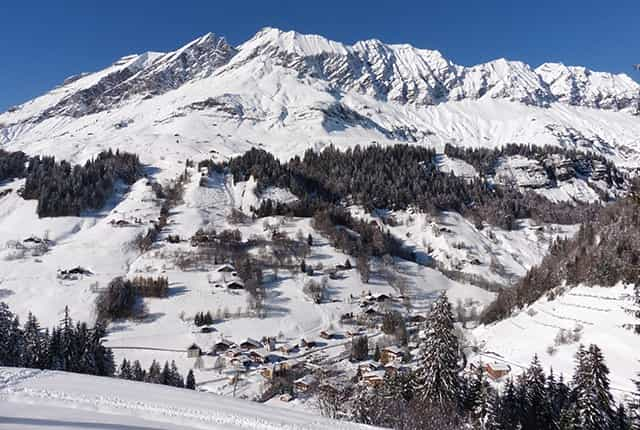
(294, 375), (318, 386)
(383, 346), (403, 355)
(486, 361), (510, 372)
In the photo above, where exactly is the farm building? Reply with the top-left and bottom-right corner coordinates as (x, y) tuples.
(186, 343), (202, 358)
(240, 338), (263, 350)
(381, 346), (404, 364)
(484, 362), (511, 380)
(212, 339), (235, 354)
(294, 375), (318, 393)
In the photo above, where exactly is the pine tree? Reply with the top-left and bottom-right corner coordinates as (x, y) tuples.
(146, 360), (161, 384)
(573, 344), (614, 430)
(496, 378), (522, 430)
(614, 403), (631, 430)
(160, 361), (171, 385)
(132, 360), (146, 381)
(186, 369), (196, 390)
(416, 292), (461, 409)
(119, 358), (132, 379)
(522, 355), (553, 430)
(484, 389), (501, 430)
(373, 344), (381, 362)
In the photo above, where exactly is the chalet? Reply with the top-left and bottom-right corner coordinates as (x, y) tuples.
(484, 362), (511, 380)
(319, 330), (337, 340)
(200, 325), (215, 333)
(186, 343), (202, 358)
(346, 328), (365, 337)
(358, 360), (381, 373)
(372, 293), (391, 303)
(226, 279), (245, 290)
(300, 338), (317, 349)
(217, 264), (236, 273)
(294, 375), (317, 393)
(240, 338), (263, 350)
(279, 343), (298, 354)
(249, 349), (267, 364)
(110, 219), (131, 227)
(225, 347), (243, 358)
(380, 346), (404, 365)
(230, 355), (252, 369)
(212, 339), (235, 354)
(362, 370), (385, 387)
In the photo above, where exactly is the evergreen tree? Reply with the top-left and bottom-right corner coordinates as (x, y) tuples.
(132, 360), (146, 381)
(186, 369), (196, 390)
(496, 378), (522, 430)
(522, 355), (553, 430)
(119, 358), (132, 379)
(416, 292), (461, 409)
(573, 344), (614, 430)
(615, 403), (631, 430)
(146, 360), (161, 384)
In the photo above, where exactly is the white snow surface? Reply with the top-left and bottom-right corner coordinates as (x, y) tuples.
(0, 367), (377, 429)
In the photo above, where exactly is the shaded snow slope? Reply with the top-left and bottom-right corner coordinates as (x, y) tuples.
(0, 367), (377, 429)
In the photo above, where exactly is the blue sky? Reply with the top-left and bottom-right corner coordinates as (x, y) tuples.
(1, 0), (638, 111)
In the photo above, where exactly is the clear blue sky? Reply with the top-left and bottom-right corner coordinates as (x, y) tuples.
(1, 0), (638, 111)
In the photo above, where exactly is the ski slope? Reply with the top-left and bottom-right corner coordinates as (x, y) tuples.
(0, 367), (377, 429)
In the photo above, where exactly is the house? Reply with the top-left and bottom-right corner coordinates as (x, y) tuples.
(212, 339), (235, 354)
(362, 370), (385, 387)
(186, 343), (202, 358)
(217, 264), (236, 273)
(346, 328), (365, 337)
(381, 346), (404, 364)
(484, 362), (511, 380)
(200, 325), (215, 333)
(249, 349), (267, 364)
(279, 343), (298, 354)
(240, 338), (263, 350)
(226, 279), (245, 290)
(358, 360), (381, 373)
(319, 330), (338, 340)
(300, 338), (317, 349)
(373, 293), (391, 303)
(294, 375), (317, 393)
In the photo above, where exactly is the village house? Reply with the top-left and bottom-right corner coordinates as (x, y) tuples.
(212, 338), (235, 354)
(380, 346), (404, 365)
(362, 370), (385, 387)
(358, 360), (381, 373)
(300, 338), (317, 349)
(278, 343), (298, 354)
(484, 362), (511, 380)
(294, 375), (317, 393)
(240, 338), (263, 350)
(319, 330), (338, 340)
(186, 343), (202, 358)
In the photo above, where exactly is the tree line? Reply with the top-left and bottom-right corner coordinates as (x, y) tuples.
(19, 149), (142, 217)
(212, 145), (600, 231)
(118, 358), (196, 390)
(0, 302), (115, 376)
(0, 149), (28, 182)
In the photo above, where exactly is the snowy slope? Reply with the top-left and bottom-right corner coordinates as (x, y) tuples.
(472, 283), (640, 398)
(0, 367), (377, 429)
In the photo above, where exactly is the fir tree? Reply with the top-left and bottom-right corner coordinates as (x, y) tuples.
(119, 358), (132, 379)
(573, 344), (614, 430)
(132, 360), (146, 381)
(416, 292), (461, 409)
(522, 355), (553, 430)
(186, 369), (196, 390)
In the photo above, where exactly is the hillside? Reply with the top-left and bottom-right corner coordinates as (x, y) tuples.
(0, 367), (377, 429)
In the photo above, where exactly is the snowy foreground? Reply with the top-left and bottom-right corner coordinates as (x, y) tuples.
(0, 367), (376, 430)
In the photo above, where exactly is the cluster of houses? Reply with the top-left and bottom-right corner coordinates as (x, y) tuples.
(208, 264), (245, 290)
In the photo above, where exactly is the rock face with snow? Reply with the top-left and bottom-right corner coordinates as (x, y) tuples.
(4, 27), (639, 125)
(2, 27), (640, 173)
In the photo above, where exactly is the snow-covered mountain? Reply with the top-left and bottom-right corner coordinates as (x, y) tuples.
(1, 27), (640, 170)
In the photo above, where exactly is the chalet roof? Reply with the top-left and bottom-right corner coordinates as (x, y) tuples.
(383, 346), (403, 355)
(362, 370), (385, 380)
(187, 343), (201, 351)
(217, 264), (236, 272)
(214, 338), (235, 347)
(240, 338), (263, 348)
(294, 375), (318, 386)
(486, 361), (510, 372)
